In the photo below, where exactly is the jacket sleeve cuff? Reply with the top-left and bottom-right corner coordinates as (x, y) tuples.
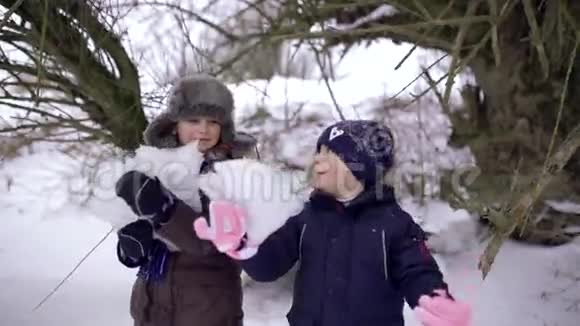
(155, 201), (209, 255)
(117, 241), (146, 268)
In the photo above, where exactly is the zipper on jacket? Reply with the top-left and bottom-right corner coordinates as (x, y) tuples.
(299, 224), (307, 261)
(381, 229), (388, 281)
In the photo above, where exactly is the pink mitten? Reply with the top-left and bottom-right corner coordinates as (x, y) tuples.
(415, 289), (472, 326)
(193, 201), (258, 259)
(222, 245), (258, 260)
(194, 201), (246, 252)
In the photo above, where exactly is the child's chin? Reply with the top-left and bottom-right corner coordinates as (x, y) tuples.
(198, 142), (214, 151)
(313, 184), (336, 196)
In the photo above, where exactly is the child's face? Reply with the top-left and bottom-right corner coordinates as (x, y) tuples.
(176, 117), (221, 152)
(311, 146), (363, 199)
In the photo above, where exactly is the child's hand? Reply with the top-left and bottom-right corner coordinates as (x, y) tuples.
(193, 200), (258, 259)
(194, 201), (245, 252)
(222, 245), (258, 260)
(415, 289), (471, 326)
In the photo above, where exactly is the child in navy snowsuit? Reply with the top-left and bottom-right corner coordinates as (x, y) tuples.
(201, 120), (471, 326)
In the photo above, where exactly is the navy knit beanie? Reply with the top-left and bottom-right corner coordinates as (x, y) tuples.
(316, 120), (395, 187)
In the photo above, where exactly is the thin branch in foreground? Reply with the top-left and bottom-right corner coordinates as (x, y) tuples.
(522, 0), (550, 79)
(109, 0), (238, 41)
(388, 54), (449, 101)
(422, 68), (448, 114)
(308, 40), (345, 121)
(403, 25), (495, 111)
(394, 0), (459, 71)
(33, 227), (115, 312)
(487, 0), (502, 66)
(395, 45), (417, 70)
(442, 0), (481, 109)
(542, 38), (578, 176)
(406, 71), (450, 110)
(0, 0), (25, 31)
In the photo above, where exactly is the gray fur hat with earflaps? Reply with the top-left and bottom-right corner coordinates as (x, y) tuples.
(143, 74), (257, 156)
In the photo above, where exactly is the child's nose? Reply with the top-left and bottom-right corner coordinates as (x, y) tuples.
(198, 121), (209, 134)
(313, 160), (330, 172)
(313, 155), (326, 167)
(314, 150), (329, 161)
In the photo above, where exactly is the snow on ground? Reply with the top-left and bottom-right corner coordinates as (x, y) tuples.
(1, 201), (579, 326)
(0, 212), (135, 326)
(545, 199), (580, 215)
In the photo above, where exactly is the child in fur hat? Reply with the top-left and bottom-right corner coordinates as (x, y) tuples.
(201, 120), (471, 326)
(114, 74), (256, 326)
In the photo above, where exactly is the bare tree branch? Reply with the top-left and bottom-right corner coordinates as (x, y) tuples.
(388, 54), (448, 101)
(309, 40), (345, 121)
(522, 0), (550, 79)
(0, 0), (24, 30)
(108, 0), (239, 41)
(442, 0), (481, 108)
(487, 0), (501, 66)
(0, 0), (147, 149)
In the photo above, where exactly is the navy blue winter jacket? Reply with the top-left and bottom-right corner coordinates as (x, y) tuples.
(241, 185), (449, 326)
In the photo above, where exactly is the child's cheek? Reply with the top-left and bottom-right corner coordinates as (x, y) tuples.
(314, 161), (330, 173)
(316, 174), (335, 194)
(335, 166), (353, 189)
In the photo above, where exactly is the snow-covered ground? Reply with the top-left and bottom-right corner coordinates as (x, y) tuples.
(2, 197), (579, 326)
